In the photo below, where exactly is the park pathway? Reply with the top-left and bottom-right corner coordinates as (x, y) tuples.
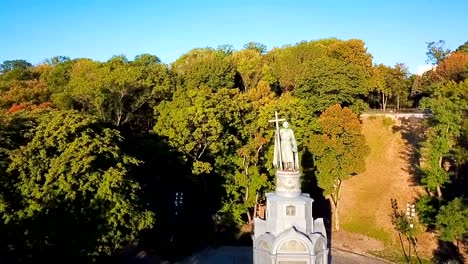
(331, 248), (392, 264)
(176, 246), (393, 264)
(360, 108), (430, 121)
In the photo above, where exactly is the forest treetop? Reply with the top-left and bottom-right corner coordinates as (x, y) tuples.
(0, 37), (467, 261)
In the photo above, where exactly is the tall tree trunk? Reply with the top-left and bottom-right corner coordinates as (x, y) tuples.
(245, 186), (251, 224)
(398, 232), (409, 262)
(437, 156), (444, 200)
(381, 92), (387, 112)
(251, 192), (259, 224)
(397, 95), (400, 112)
(381, 92), (384, 111)
(247, 209), (252, 224)
(334, 202), (340, 231)
(436, 184), (443, 200)
(329, 198), (337, 230)
(332, 180), (343, 230)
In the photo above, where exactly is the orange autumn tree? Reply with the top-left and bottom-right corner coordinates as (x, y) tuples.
(307, 104), (369, 230)
(432, 52), (468, 83)
(0, 63), (53, 112)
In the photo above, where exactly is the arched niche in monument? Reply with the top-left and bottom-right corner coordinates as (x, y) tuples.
(255, 233), (275, 253)
(254, 233), (275, 264)
(272, 228), (314, 255)
(278, 239), (308, 253)
(313, 237), (327, 264)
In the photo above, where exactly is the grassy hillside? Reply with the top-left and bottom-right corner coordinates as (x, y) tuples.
(334, 116), (436, 261)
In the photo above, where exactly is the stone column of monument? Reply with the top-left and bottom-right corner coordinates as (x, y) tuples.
(253, 112), (329, 264)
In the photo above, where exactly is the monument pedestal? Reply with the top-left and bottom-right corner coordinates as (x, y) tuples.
(253, 170), (328, 264)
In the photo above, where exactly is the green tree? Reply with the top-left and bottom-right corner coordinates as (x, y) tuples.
(53, 58), (101, 113)
(415, 195), (438, 227)
(0, 111), (41, 177)
(453, 118), (468, 184)
(262, 39), (372, 111)
(0, 111), (154, 259)
(243, 42), (267, 54)
(265, 40), (327, 92)
(133, 53), (161, 65)
(44, 56), (70, 66)
(265, 38), (372, 98)
(171, 48), (237, 90)
(153, 86), (248, 235)
(368, 64), (410, 111)
(99, 55), (173, 127)
(307, 104), (369, 230)
(455, 41), (468, 54)
(217, 44), (235, 55)
(232, 48), (264, 90)
(420, 80), (468, 199)
(390, 63), (411, 110)
(368, 64), (389, 110)
(0, 60), (32, 73)
(294, 56), (369, 112)
(426, 40), (451, 65)
(216, 83), (318, 227)
(221, 92), (318, 227)
(327, 39), (373, 69)
(43, 58), (75, 100)
(50, 56), (173, 128)
(154, 86), (240, 175)
(436, 198), (468, 249)
(219, 84), (274, 226)
(0, 60), (35, 84)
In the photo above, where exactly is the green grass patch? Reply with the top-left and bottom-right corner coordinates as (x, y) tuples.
(342, 218), (392, 244)
(382, 116), (395, 128)
(370, 249), (432, 264)
(341, 117), (398, 244)
(365, 118), (394, 159)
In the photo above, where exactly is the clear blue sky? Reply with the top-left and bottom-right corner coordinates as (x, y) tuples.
(1, 0), (466, 73)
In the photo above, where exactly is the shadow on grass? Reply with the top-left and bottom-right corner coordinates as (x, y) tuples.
(432, 239), (466, 264)
(392, 117), (425, 187)
(301, 147), (332, 261)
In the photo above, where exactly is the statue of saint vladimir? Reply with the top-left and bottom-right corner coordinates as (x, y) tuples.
(273, 121), (299, 171)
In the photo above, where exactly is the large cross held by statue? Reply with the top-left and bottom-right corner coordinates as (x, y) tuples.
(269, 111), (286, 171)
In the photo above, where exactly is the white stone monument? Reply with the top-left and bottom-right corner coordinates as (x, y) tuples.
(253, 111), (329, 264)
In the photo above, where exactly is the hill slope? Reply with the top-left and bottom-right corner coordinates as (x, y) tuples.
(332, 116), (436, 259)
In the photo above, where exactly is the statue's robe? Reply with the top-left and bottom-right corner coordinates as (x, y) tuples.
(273, 128), (299, 170)
(280, 128), (295, 163)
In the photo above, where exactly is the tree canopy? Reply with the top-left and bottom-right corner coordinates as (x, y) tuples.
(1, 38), (467, 261)
(0, 110), (154, 260)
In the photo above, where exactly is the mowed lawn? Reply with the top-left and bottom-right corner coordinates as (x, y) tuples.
(339, 117), (419, 244)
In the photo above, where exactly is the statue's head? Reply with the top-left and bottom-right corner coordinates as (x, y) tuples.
(283, 121), (289, 128)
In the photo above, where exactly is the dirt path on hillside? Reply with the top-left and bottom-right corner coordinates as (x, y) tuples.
(333, 117), (437, 256)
